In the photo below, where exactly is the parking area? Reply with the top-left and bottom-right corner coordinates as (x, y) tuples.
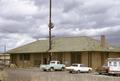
(2, 68), (120, 81)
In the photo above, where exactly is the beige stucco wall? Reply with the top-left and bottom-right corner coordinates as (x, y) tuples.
(16, 54), (34, 68)
(32, 53), (41, 66)
(30, 54), (34, 66)
(101, 52), (110, 65)
(81, 52), (88, 65)
(109, 52), (120, 58)
(16, 54), (19, 65)
(10, 51), (120, 68)
(91, 52), (101, 69)
(63, 52), (71, 66)
(51, 52), (63, 62)
(81, 52), (102, 69)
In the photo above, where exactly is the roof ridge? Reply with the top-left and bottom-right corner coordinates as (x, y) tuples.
(52, 36), (90, 39)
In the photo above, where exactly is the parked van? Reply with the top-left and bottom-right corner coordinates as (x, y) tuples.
(96, 58), (120, 75)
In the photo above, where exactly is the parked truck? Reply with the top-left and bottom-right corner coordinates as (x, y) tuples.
(40, 61), (65, 71)
(96, 58), (120, 75)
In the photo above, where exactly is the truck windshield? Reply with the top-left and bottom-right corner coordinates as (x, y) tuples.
(50, 62), (55, 64)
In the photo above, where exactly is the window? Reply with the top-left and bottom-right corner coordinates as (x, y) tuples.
(109, 61), (112, 66)
(80, 64), (87, 67)
(71, 52), (81, 64)
(19, 54), (30, 61)
(71, 64), (78, 67)
(11, 54), (17, 64)
(57, 62), (60, 64)
(50, 62), (55, 64)
(113, 61), (117, 67)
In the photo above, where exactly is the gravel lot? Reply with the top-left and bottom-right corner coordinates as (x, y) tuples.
(2, 68), (120, 81)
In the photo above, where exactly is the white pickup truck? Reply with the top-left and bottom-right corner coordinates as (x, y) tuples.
(40, 61), (65, 71)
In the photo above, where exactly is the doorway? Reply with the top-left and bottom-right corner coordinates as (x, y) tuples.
(71, 52), (81, 64)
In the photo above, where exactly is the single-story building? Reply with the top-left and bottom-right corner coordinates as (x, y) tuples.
(7, 36), (120, 69)
(0, 53), (10, 64)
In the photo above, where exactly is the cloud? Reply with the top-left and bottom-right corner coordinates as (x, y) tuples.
(0, 33), (34, 51)
(0, 0), (38, 17)
(0, 0), (120, 51)
(52, 26), (120, 36)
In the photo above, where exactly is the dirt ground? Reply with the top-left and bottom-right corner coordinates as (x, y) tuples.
(2, 68), (120, 81)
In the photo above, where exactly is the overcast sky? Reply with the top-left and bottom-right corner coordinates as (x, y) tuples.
(0, 0), (120, 52)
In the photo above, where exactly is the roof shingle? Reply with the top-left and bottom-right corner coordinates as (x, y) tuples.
(7, 36), (120, 53)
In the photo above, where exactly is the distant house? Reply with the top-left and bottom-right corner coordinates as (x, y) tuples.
(0, 53), (10, 63)
(7, 36), (120, 69)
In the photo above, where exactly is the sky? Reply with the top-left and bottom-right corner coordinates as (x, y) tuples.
(0, 0), (120, 52)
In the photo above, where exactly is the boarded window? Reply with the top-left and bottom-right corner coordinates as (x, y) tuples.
(11, 54), (17, 64)
(71, 52), (81, 64)
(19, 54), (30, 61)
(34, 60), (41, 66)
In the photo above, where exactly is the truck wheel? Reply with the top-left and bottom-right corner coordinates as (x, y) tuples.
(69, 70), (74, 73)
(50, 67), (54, 72)
(69, 71), (72, 73)
(43, 69), (47, 71)
(61, 67), (65, 71)
(77, 70), (81, 74)
(99, 72), (102, 75)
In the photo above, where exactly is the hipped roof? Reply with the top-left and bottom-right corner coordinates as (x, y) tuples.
(7, 36), (120, 54)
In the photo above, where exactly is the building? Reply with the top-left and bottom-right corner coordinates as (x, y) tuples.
(0, 53), (10, 64)
(7, 36), (120, 69)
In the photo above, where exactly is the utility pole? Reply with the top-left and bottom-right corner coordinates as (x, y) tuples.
(48, 0), (54, 61)
(49, 0), (52, 50)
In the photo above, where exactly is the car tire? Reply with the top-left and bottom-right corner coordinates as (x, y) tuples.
(69, 70), (75, 74)
(99, 72), (102, 75)
(50, 67), (54, 72)
(61, 67), (65, 71)
(77, 70), (81, 74)
(88, 69), (92, 73)
(43, 69), (47, 71)
(69, 71), (72, 73)
(71, 70), (75, 74)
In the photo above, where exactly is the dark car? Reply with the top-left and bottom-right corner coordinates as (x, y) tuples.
(95, 59), (109, 74)
(96, 66), (109, 74)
